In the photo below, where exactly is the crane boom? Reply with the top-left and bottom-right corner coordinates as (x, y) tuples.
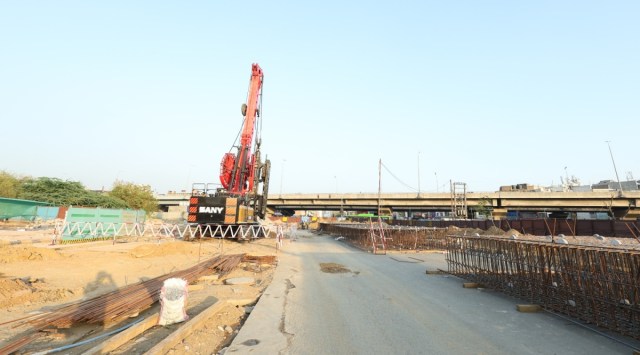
(233, 63), (263, 194)
(220, 63), (264, 195)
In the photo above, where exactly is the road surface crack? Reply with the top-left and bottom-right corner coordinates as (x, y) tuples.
(278, 278), (296, 354)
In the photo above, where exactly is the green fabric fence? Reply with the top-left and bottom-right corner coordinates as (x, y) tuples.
(0, 197), (50, 221)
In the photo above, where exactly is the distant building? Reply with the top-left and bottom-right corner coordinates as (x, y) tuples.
(499, 183), (543, 192)
(569, 185), (592, 192)
(591, 180), (639, 191)
(500, 179), (639, 193)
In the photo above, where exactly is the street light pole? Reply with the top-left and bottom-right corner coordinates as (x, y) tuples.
(605, 141), (623, 195)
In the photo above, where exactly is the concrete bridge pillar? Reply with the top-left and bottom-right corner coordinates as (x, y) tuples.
(492, 208), (507, 220)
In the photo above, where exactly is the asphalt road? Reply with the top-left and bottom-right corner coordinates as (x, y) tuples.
(227, 232), (639, 355)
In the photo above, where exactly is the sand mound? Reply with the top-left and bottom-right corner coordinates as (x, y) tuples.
(0, 246), (64, 263)
(0, 278), (73, 308)
(485, 226), (504, 236)
(504, 229), (522, 237)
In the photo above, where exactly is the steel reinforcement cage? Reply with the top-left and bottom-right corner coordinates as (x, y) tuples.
(446, 236), (640, 339)
(395, 218), (640, 239)
(319, 223), (448, 251)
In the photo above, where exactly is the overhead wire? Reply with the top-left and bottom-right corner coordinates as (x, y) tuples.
(380, 161), (418, 192)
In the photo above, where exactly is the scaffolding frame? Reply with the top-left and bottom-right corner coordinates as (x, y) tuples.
(450, 181), (468, 219)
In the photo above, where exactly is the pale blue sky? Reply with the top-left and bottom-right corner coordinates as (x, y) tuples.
(1, 1), (638, 194)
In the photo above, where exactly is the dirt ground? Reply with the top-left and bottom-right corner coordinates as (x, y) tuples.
(0, 227), (280, 354)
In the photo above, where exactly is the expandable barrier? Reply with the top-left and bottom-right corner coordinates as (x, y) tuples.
(319, 223), (448, 251)
(54, 220), (273, 243)
(446, 236), (640, 340)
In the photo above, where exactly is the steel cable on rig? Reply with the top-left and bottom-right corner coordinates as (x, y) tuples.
(256, 75), (263, 143)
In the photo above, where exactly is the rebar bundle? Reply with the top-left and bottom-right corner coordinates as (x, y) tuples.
(320, 223), (448, 251)
(35, 254), (244, 328)
(0, 254), (246, 354)
(446, 236), (640, 339)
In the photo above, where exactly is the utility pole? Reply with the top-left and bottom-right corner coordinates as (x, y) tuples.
(378, 159), (382, 217)
(417, 152), (421, 198)
(605, 141), (624, 195)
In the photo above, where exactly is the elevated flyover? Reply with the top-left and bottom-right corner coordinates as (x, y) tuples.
(267, 191), (640, 220)
(156, 191), (640, 220)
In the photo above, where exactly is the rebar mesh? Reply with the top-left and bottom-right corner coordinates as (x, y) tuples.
(446, 236), (640, 339)
(320, 223), (448, 251)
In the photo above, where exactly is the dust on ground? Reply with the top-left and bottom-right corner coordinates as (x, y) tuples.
(0, 227), (281, 354)
(319, 262), (351, 273)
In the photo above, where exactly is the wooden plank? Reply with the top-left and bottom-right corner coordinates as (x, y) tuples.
(516, 304), (542, 313)
(226, 296), (259, 306)
(145, 301), (228, 355)
(83, 313), (160, 355)
(462, 282), (483, 289)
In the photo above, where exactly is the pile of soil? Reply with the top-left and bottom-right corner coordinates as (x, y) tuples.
(0, 277), (73, 308)
(485, 226), (504, 236)
(446, 226), (460, 233)
(466, 228), (484, 236)
(0, 246), (64, 263)
(503, 229), (522, 237)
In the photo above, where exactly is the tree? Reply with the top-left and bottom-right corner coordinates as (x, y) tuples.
(475, 196), (493, 219)
(0, 171), (21, 198)
(109, 181), (158, 213)
(18, 177), (128, 208)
